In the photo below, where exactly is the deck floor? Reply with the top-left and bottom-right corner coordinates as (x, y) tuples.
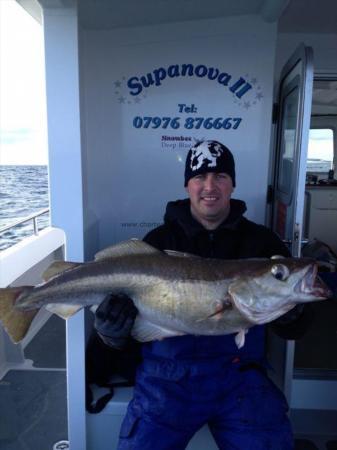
(0, 370), (67, 450)
(0, 315), (68, 450)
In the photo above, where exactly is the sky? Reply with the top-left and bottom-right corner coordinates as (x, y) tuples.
(0, 0), (48, 165)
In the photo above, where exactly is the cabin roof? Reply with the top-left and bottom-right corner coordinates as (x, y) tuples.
(16, 0), (337, 34)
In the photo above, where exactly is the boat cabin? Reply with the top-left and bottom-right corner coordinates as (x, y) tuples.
(0, 0), (336, 449)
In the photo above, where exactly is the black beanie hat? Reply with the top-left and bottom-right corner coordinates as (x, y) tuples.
(184, 140), (236, 187)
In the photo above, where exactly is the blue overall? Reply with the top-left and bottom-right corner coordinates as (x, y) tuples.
(117, 327), (293, 450)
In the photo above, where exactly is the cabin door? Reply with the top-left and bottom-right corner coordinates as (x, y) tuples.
(268, 44), (314, 402)
(271, 44), (314, 257)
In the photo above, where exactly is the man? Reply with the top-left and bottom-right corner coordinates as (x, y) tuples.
(95, 140), (311, 449)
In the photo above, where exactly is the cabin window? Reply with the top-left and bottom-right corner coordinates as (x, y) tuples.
(277, 87), (299, 194)
(307, 128), (334, 173)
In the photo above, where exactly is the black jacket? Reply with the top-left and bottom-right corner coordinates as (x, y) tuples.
(145, 198), (289, 259)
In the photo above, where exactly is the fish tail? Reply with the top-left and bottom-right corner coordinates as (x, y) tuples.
(0, 286), (38, 343)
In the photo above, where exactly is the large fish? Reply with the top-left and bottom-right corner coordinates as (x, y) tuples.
(0, 239), (331, 347)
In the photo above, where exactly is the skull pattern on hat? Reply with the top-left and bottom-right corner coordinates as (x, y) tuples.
(190, 141), (224, 171)
(184, 140), (236, 187)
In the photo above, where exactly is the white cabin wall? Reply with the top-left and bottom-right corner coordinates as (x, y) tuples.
(80, 15), (277, 256)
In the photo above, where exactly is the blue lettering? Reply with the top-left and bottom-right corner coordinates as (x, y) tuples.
(229, 77), (246, 94)
(207, 67), (219, 80)
(153, 68), (167, 86)
(181, 64), (194, 76)
(141, 73), (155, 88)
(126, 64), (254, 99)
(195, 65), (207, 77)
(168, 65), (180, 78)
(236, 82), (252, 98)
(127, 77), (142, 96)
(218, 72), (231, 86)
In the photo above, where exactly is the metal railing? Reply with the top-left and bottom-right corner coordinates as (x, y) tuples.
(0, 208), (50, 236)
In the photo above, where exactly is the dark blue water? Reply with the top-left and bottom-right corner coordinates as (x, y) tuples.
(0, 165), (50, 251)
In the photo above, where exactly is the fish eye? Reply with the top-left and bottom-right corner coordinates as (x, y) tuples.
(271, 264), (290, 281)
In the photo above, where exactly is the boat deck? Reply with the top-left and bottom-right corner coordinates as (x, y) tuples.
(0, 316), (67, 450)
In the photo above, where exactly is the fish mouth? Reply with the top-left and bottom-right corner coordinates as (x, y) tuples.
(230, 263), (332, 326)
(295, 264), (332, 298)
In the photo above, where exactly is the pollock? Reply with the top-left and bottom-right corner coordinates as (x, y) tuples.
(0, 239), (331, 346)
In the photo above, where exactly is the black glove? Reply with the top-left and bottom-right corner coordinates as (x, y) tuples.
(94, 294), (138, 349)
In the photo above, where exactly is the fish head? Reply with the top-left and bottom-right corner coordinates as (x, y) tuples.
(228, 257), (332, 324)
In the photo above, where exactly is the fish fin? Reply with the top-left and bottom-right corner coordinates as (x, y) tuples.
(196, 298), (233, 322)
(164, 250), (201, 258)
(234, 329), (248, 349)
(0, 287), (38, 343)
(95, 238), (161, 261)
(45, 303), (82, 319)
(131, 317), (184, 342)
(42, 261), (81, 282)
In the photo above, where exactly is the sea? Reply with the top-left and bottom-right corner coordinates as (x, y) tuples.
(0, 165), (50, 251)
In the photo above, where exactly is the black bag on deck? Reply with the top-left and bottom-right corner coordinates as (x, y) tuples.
(85, 329), (142, 413)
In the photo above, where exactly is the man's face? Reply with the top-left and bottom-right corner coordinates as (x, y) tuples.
(186, 172), (234, 227)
